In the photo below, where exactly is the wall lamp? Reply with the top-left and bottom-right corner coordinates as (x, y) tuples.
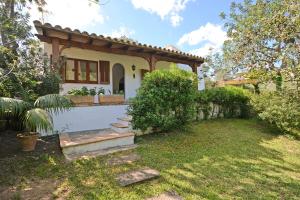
(132, 65), (136, 78)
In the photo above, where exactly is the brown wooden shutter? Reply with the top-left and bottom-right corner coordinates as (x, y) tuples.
(141, 69), (149, 80)
(99, 60), (110, 84)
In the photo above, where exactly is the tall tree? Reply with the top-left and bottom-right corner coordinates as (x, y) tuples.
(0, 0), (60, 101)
(222, 0), (300, 89)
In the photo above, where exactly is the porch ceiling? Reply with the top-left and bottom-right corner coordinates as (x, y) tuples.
(33, 20), (204, 66)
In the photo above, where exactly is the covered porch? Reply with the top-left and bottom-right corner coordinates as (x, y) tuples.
(34, 21), (204, 100)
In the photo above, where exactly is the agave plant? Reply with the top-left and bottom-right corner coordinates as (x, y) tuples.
(0, 94), (72, 132)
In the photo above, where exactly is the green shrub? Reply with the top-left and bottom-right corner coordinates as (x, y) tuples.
(195, 89), (211, 120)
(250, 91), (300, 137)
(128, 67), (197, 132)
(196, 86), (251, 119)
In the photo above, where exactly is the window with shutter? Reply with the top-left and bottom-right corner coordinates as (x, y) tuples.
(63, 58), (98, 83)
(99, 60), (110, 84)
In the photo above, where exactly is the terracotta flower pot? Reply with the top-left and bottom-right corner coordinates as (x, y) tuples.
(67, 95), (94, 106)
(99, 95), (125, 104)
(17, 132), (39, 151)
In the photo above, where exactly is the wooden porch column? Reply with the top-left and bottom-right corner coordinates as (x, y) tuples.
(52, 38), (60, 70)
(190, 63), (198, 75)
(147, 55), (157, 72)
(190, 63), (203, 90)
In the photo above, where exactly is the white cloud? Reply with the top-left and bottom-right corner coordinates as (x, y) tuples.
(130, 0), (192, 27)
(110, 27), (135, 38)
(170, 14), (183, 27)
(178, 23), (227, 46)
(189, 43), (216, 57)
(178, 23), (227, 56)
(29, 0), (106, 29)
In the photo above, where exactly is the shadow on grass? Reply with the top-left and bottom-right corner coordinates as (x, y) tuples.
(135, 119), (300, 199)
(0, 119), (299, 199)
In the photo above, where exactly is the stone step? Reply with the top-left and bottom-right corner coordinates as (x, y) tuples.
(111, 123), (129, 128)
(65, 144), (138, 161)
(111, 123), (131, 133)
(146, 191), (183, 200)
(117, 120), (131, 126)
(118, 116), (132, 122)
(59, 129), (135, 158)
(116, 167), (160, 186)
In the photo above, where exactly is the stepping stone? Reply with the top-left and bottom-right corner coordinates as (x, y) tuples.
(116, 167), (160, 186)
(107, 153), (140, 166)
(146, 191), (183, 200)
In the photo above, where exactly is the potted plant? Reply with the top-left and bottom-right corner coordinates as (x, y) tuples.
(67, 86), (94, 105)
(0, 94), (72, 151)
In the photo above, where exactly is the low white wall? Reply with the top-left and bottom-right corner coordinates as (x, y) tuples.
(44, 105), (128, 135)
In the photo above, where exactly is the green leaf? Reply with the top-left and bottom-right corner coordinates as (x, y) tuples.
(24, 108), (53, 132)
(34, 94), (73, 114)
(0, 97), (31, 117)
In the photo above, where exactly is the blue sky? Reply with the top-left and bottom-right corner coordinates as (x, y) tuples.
(31, 0), (242, 57)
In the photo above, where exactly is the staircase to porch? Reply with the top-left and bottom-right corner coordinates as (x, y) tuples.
(59, 116), (135, 160)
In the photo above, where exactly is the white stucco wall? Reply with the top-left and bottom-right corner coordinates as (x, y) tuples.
(42, 43), (205, 134)
(198, 67), (205, 90)
(44, 43), (171, 99)
(46, 105), (128, 135)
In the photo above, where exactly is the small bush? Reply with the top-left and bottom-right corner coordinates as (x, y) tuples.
(68, 87), (89, 96)
(195, 86), (251, 119)
(67, 87), (105, 96)
(128, 67), (197, 132)
(250, 91), (300, 137)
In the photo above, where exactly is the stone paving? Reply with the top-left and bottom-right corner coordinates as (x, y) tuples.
(110, 152), (181, 199)
(116, 167), (160, 186)
(107, 153), (141, 165)
(146, 191), (183, 200)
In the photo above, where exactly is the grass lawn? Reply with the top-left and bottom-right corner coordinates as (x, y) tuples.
(1, 119), (300, 199)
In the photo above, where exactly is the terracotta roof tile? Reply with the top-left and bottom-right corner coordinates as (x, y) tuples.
(33, 20), (204, 63)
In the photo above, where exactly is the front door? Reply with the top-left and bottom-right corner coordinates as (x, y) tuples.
(112, 63), (125, 95)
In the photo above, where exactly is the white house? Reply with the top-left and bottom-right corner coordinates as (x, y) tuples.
(34, 21), (204, 159)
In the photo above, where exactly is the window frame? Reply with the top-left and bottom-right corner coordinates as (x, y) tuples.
(64, 58), (98, 84)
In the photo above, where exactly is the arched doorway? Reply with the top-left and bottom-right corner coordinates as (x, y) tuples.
(112, 63), (125, 95)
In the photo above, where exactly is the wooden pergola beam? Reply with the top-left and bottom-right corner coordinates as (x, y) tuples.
(104, 42), (113, 48)
(67, 33), (72, 41)
(122, 45), (130, 51)
(147, 55), (157, 72)
(34, 21), (204, 64)
(87, 38), (93, 45)
(36, 34), (203, 66)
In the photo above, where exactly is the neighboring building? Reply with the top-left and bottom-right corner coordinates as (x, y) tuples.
(216, 74), (258, 87)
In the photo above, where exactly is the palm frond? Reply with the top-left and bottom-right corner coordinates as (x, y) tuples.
(34, 94), (73, 114)
(24, 108), (53, 132)
(0, 97), (31, 117)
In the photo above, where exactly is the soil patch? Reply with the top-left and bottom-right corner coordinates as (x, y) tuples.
(0, 130), (61, 158)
